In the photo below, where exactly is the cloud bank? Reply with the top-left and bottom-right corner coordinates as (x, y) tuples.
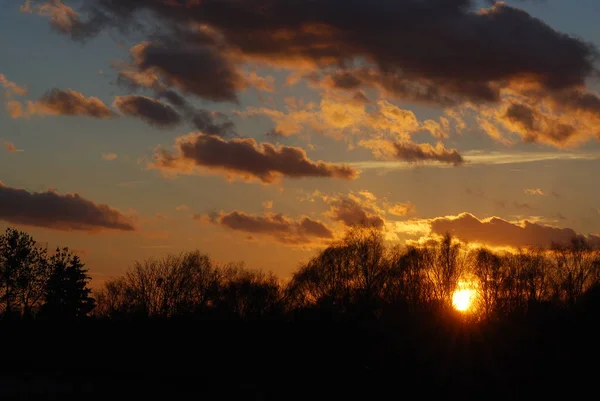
(400, 212), (600, 249)
(0, 182), (135, 232)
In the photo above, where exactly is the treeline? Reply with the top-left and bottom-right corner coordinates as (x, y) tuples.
(2, 226), (599, 321)
(2, 226), (600, 398)
(0, 228), (94, 319)
(94, 228), (600, 321)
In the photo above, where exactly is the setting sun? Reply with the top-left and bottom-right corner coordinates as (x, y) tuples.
(452, 284), (477, 312)
(452, 289), (474, 312)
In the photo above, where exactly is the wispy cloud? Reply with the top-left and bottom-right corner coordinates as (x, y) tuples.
(348, 151), (600, 170)
(4, 141), (23, 153)
(101, 153), (117, 161)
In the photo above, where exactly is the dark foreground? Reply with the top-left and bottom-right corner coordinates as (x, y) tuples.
(1, 307), (599, 401)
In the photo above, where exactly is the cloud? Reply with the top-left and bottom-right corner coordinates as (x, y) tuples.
(428, 212), (599, 249)
(5, 101), (24, 118)
(150, 133), (358, 184)
(393, 142), (464, 166)
(358, 190), (377, 202)
(525, 188), (545, 196)
(153, 89), (236, 136)
(31, 0), (600, 151)
(4, 142), (22, 153)
(324, 194), (385, 229)
(20, 1), (33, 13)
(113, 95), (181, 127)
(476, 92), (600, 148)
(122, 41), (245, 103)
(262, 200), (273, 209)
(245, 71), (276, 93)
(237, 98), (452, 141)
(27, 0), (105, 40)
(0, 74), (28, 97)
(202, 210), (333, 245)
(101, 153), (118, 161)
(347, 150), (600, 171)
(11, 89), (113, 119)
(388, 202), (416, 217)
(52, 1), (596, 103)
(0, 182), (135, 231)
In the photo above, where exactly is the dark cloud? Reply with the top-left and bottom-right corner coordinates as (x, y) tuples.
(43, 0), (597, 105)
(151, 133), (358, 183)
(0, 182), (135, 231)
(430, 212), (599, 249)
(113, 95), (181, 127)
(503, 103), (576, 145)
(477, 88), (600, 148)
(394, 142), (464, 166)
(189, 109), (236, 137)
(34, 88), (113, 118)
(326, 195), (385, 229)
(203, 210), (333, 245)
(154, 89), (236, 136)
(126, 41), (244, 103)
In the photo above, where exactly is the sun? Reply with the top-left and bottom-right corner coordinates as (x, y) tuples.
(452, 283), (476, 312)
(452, 289), (474, 312)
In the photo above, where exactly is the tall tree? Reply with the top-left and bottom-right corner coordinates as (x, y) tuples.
(41, 247), (95, 318)
(0, 228), (49, 317)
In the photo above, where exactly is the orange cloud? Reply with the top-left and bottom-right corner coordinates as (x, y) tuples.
(245, 71), (276, 93)
(0, 74), (28, 97)
(32, 0), (103, 40)
(388, 202), (416, 217)
(475, 87), (600, 149)
(6, 101), (24, 118)
(150, 133), (358, 184)
(324, 194), (385, 229)
(525, 188), (545, 196)
(237, 98), (451, 141)
(429, 213), (599, 249)
(10, 89), (113, 119)
(4, 142), (22, 153)
(101, 153), (118, 161)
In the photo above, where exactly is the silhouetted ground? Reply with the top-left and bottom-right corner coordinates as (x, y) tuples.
(1, 306), (599, 401)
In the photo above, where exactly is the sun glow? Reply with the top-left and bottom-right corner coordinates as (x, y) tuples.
(452, 282), (477, 312)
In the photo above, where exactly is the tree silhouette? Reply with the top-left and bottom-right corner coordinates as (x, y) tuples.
(472, 247), (503, 317)
(427, 233), (463, 307)
(0, 228), (49, 318)
(41, 247), (95, 319)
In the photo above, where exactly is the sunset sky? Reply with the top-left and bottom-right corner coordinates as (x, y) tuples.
(2, 0), (600, 286)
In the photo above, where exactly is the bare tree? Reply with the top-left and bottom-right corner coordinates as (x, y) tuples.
(472, 247), (503, 317)
(550, 237), (600, 307)
(386, 245), (432, 309)
(0, 228), (50, 317)
(427, 233), (463, 307)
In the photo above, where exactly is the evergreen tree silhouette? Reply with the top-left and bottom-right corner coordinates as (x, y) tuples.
(41, 247), (95, 318)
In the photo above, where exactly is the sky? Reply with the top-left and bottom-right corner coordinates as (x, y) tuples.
(1, 0), (600, 286)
